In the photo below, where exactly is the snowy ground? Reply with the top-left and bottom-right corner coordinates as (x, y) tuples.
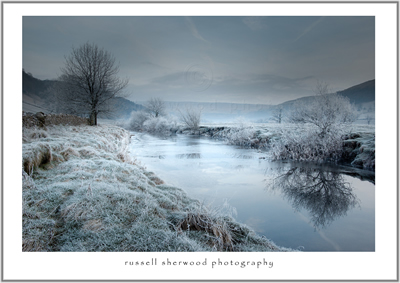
(22, 123), (291, 252)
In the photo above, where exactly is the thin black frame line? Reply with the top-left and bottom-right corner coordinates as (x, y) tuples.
(2, 1), (398, 282)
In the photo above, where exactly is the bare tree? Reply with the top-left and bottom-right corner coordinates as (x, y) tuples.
(58, 43), (128, 125)
(178, 106), (202, 130)
(289, 81), (356, 137)
(145, 97), (166, 118)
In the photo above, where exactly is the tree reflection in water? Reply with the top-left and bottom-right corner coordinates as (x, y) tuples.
(265, 164), (360, 229)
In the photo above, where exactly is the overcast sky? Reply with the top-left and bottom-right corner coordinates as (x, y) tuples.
(23, 16), (374, 105)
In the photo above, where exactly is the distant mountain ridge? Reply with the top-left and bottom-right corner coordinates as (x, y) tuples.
(161, 80), (375, 123)
(337, 79), (375, 105)
(23, 70), (56, 99)
(22, 70), (144, 118)
(23, 70), (374, 123)
(279, 79), (375, 108)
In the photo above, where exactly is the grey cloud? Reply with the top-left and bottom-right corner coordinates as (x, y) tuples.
(185, 17), (209, 43)
(151, 72), (185, 86)
(293, 16), (325, 43)
(23, 16), (374, 104)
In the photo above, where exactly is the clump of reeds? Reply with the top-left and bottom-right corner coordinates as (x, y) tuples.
(23, 143), (52, 173)
(177, 211), (233, 251)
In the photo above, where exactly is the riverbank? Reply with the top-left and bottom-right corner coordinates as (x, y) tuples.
(22, 122), (290, 252)
(176, 124), (375, 171)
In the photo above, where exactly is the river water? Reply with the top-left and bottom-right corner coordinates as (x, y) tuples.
(129, 132), (375, 251)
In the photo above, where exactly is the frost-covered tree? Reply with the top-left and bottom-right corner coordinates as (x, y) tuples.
(289, 81), (356, 137)
(271, 82), (357, 162)
(178, 106), (202, 130)
(57, 43), (128, 125)
(145, 97), (166, 118)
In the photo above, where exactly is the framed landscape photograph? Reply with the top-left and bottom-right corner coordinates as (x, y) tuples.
(2, 1), (398, 281)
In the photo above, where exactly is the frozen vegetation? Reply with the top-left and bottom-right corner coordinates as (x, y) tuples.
(124, 110), (179, 137)
(123, 112), (374, 171)
(22, 123), (289, 252)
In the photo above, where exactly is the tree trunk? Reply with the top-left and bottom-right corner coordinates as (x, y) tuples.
(90, 111), (97, 126)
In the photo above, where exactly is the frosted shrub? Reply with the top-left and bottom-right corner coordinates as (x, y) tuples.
(289, 93), (356, 138)
(127, 110), (149, 131)
(271, 86), (356, 162)
(143, 117), (173, 137)
(226, 117), (255, 147)
(270, 126), (344, 162)
(178, 107), (202, 131)
(125, 110), (178, 136)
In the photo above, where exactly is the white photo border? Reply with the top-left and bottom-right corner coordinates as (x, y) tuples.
(2, 1), (398, 281)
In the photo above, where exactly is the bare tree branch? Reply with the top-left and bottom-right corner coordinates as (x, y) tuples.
(56, 42), (129, 125)
(178, 106), (202, 131)
(144, 97), (166, 118)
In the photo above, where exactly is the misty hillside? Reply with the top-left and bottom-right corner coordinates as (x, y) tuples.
(158, 101), (273, 123)
(337, 79), (375, 105)
(22, 70), (144, 118)
(23, 70), (56, 99)
(279, 80), (375, 109)
(108, 97), (145, 118)
(157, 79), (375, 123)
(240, 80), (375, 123)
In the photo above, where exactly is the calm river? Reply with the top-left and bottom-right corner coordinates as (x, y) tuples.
(129, 132), (375, 251)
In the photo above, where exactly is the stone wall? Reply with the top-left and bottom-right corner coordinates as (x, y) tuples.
(23, 112), (90, 128)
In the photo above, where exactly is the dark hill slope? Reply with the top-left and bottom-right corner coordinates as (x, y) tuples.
(337, 79), (375, 105)
(22, 70), (144, 118)
(23, 70), (56, 99)
(278, 79), (375, 110)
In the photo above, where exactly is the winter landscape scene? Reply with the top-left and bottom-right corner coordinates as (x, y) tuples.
(22, 16), (375, 252)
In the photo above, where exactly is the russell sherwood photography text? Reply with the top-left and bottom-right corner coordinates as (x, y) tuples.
(124, 258), (274, 269)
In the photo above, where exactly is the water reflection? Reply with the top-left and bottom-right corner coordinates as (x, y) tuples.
(265, 164), (360, 229)
(145, 155), (166, 159)
(230, 154), (254, 159)
(176, 153), (202, 159)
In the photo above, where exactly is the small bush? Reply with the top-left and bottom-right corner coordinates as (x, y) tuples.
(143, 116), (174, 137)
(270, 126), (343, 162)
(271, 85), (357, 162)
(126, 110), (149, 131)
(125, 110), (178, 136)
(225, 118), (255, 147)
